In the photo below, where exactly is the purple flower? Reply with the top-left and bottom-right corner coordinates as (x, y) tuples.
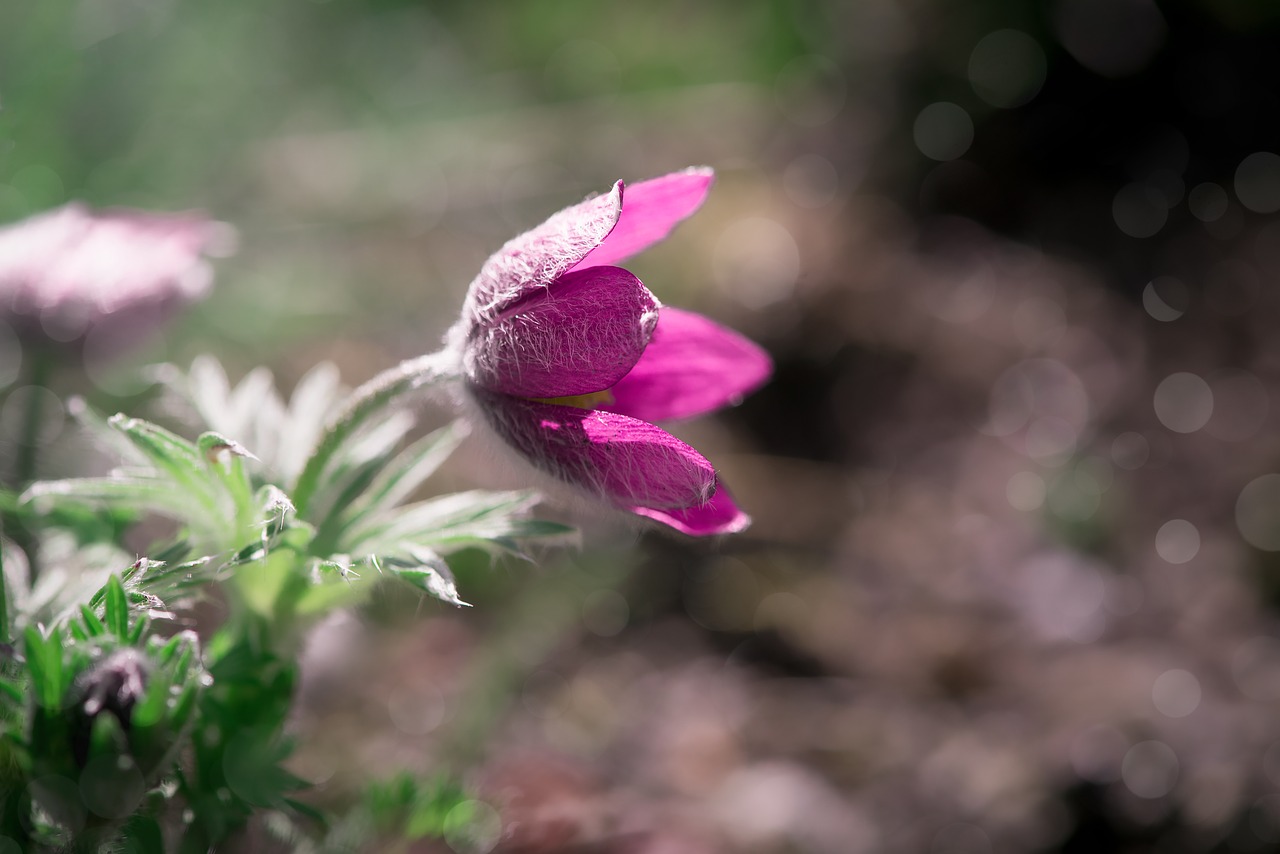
(0, 203), (232, 346)
(450, 168), (771, 536)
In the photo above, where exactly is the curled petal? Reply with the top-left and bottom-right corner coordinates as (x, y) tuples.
(473, 392), (716, 509)
(466, 266), (659, 399)
(462, 181), (623, 327)
(632, 479), (750, 536)
(604, 307), (772, 422)
(572, 167), (714, 272)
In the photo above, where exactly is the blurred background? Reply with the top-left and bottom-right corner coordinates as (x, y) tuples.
(5, 0), (1280, 850)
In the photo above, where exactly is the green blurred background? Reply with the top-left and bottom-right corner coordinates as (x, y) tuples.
(7, 0), (1280, 851)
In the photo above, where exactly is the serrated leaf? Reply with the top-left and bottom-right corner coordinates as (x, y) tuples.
(348, 489), (539, 553)
(306, 413), (417, 529)
(340, 421), (468, 532)
(23, 476), (189, 517)
(277, 362), (343, 484)
(387, 548), (470, 607)
(291, 352), (452, 515)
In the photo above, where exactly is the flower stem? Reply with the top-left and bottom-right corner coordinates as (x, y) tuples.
(14, 350), (52, 485)
(8, 349), (53, 587)
(290, 350), (457, 517)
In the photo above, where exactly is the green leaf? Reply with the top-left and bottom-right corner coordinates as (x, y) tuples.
(104, 574), (129, 637)
(0, 678), (23, 706)
(291, 352), (453, 516)
(348, 486), (537, 555)
(341, 421), (467, 531)
(131, 667), (172, 729)
(23, 625), (63, 710)
(276, 362), (342, 483)
(197, 431), (258, 527)
(78, 604), (106, 637)
(385, 548), (470, 607)
(127, 615), (151, 645)
(23, 475), (189, 517)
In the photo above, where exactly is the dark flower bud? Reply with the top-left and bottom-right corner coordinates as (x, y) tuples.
(69, 648), (151, 767)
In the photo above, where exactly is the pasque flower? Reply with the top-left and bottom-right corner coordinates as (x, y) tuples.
(447, 168), (771, 535)
(0, 202), (232, 346)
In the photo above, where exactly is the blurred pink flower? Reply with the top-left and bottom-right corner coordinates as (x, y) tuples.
(450, 168), (771, 536)
(0, 202), (233, 346)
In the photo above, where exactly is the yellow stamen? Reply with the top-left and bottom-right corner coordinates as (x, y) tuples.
(530, 389), (616, 409)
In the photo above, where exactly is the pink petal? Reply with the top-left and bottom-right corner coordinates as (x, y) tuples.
(473, 393), (717, 509)
(466, 266), (659, 399)
(571, 167), (714, 271)
(603, 307), (772, 422)
(462, 182), (623, 327)
(632, 479), (751, 536)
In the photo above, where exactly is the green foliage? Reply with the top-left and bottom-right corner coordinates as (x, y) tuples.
(3, 574), (207, 850)
(2, 354), (573, 850)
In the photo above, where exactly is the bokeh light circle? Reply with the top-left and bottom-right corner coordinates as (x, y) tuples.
(914, 102), (974, 162)
(79, 755), (146, 819)
(1237, 474), (1280, 551)
(1235, 152), (1280, 214)
(1113, 183), (1168, 238)
(1188, 182), (1228, 222)
(1151, 669), (1201, 718)
(1007, 471), (1046, 511)
(1153, 372), (1213, 433)
(0, 385), (66, 448)
(713, 217), (800, 309)
(1053, 0), (1167, 78)
(1141, 277), (1188, 322)
(1121, 740), (1178, 799)
(1110, 432), (1149, 470)
(443, 799), (502, 854)
(387, 682), (446, 735)
(968, 30), (1047, 108)
(1155, 519), (1200, 564)
(782, 153), (841, 208)
(582, 589), (629, 637)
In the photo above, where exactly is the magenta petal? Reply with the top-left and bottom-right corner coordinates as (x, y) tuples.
(466, 266), (659, 399)
(632, 479), (750, 535)
(462, 182), (622, 327)
(603, 307), (773, 422)
(474, 393), (717, 509)
(571, 168), (714, 271)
